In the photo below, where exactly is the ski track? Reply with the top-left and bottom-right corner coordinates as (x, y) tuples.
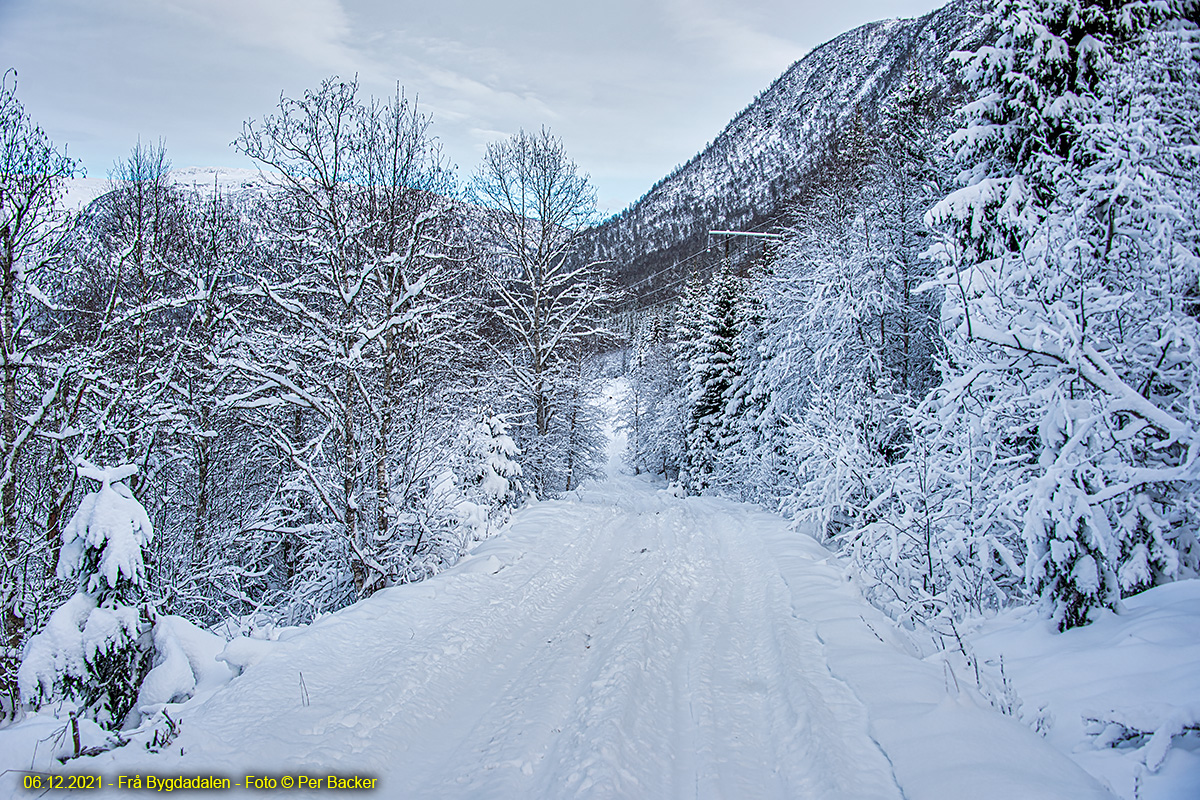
(72, 475), (1111, 799)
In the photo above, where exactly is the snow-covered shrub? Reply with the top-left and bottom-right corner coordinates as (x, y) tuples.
(1084, 704), (1200, 774)
(850, 398), (1027, 625)
(137, 615), (235, 714)
(19, 463), (155, 729)
(371, 411), (526, 579)
(782, 383), (885, 539)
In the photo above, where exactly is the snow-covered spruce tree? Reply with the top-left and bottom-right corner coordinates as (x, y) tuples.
(459, 411), (523, 537)
(677, 267), (747, 493)
(873, 78), (947, 400)
(19, 463), (154, 729)
(715, 275), (775, 503)
(411, 411), (524, 567)
(926, 0), (1200, 628)
(669, 276), (706, 483)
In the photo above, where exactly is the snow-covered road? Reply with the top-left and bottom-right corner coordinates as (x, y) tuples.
(76, 473), (1111, 799)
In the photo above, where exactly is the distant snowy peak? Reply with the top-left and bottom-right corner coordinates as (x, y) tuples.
(166, 166), (272, 193)
(61, 166), (276, 210)
(60, 177), (110, 211)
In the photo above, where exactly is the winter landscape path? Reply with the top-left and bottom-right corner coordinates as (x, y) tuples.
(70, 473), (1111, 799)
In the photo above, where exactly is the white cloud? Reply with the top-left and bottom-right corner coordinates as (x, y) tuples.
(1, 0), (947, 212)
(157, 0), (372, 77)
(662, 0), (806, 73)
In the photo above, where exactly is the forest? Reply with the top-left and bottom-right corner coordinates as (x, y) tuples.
(1, 0), (1198, 758)
(623, 0), (1200, 635)
(1, 79), (615, 724)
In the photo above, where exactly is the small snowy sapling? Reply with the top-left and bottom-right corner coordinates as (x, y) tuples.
(460, 411), (524, 537)
(19, 462), (155, 729)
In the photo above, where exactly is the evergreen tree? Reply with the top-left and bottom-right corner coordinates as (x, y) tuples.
(420, 411), (524, 564)
(19, 463), (154, 729)
(678, 267), (745, 492)
(463, 411), (523, 531)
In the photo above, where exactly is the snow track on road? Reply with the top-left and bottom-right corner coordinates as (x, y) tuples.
(85, 476), (1111, 799)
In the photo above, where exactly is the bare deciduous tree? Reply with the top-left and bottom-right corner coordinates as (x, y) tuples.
(0, 69), (79, 717)
(233, 77), (470, 605)
(469, 128), (615, 494)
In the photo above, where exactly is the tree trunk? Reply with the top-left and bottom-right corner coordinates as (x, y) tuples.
(194, 436), (210, 564)
(376, 328), (394, 546)
(344, 331), (362, 597)
(0, 227), (22, 716)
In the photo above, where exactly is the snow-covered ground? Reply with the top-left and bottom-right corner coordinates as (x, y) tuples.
(1, 504), (1110, 794)
(961, 581), (1200, 800)
(1, 392), (1192, 798)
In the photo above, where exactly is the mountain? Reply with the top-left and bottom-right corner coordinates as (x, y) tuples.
(61, 166), (274, 210)
(579, 0), (986, 305)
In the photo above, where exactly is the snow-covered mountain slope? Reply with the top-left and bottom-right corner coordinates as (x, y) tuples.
(579, 0), (984, 296)
(21, 474), (1109, 799)
(59, 177), (112, 211)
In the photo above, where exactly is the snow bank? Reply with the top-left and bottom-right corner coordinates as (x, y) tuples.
(754, 509), (1114, 800)
(455, 536), (525, 575)
(138, 615), (236, 713)
(967, 579), (1200, 800)
(17, 593), (96, 703)
(216, 636), (281, 675)
(0, 712), (113, 774)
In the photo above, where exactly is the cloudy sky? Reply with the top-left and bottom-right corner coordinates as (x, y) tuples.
(1, 0), (943, 213)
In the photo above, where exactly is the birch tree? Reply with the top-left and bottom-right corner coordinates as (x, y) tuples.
(469, 128), (615, 495)
(232, 78), (469, 611)
(0, 70), (79, 717)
